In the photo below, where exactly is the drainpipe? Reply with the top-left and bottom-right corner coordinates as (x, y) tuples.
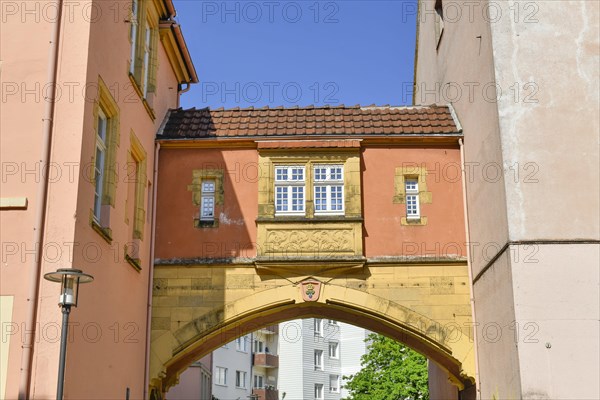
(18, 0), (64, 398)
(143, 142), (160, 399)
(459, 138), (481, 398)
(177, 82), (191, 108)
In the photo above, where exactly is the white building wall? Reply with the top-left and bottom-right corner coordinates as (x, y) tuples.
(212, 334), (253, 400)
(339, 323), (369, 398)
(278, 320), (304, 400)
(279, 319), (364, 400)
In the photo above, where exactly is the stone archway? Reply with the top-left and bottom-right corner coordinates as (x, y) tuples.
(149, 264), (475, 396)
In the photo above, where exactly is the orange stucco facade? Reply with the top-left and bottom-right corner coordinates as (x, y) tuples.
(155, 144), (466, 261)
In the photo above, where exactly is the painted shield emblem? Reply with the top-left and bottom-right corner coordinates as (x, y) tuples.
(300, 279), (322, 302)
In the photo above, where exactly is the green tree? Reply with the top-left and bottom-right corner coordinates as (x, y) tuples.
(342, 333), (429, 400)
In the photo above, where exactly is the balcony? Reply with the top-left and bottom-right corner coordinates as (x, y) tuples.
(259, 325), (278, 334)
(253, 353), (279, 368)
(252, 387), (279, 400)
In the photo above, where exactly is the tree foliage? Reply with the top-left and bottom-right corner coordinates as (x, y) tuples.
(342, 333), (429, 400)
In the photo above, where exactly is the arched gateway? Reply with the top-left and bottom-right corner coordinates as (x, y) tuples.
(149, 105), (476, 397)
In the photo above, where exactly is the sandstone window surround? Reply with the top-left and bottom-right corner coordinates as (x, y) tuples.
(90, 78), (120, 243)
(129, 0), (159, 117)
(258, 150), (361, 219)
(124, 131), (147, 271)
(393, 165), (432, 226)
(188, 169), (224, 228)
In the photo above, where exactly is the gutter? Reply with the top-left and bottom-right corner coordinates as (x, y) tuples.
(459, 137), (481, 398)
(158, 19), (199, 85)
(143, 142), (161, 399)
(18, 0), (64, 397)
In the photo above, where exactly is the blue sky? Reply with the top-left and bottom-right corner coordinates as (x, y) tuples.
(173, 1), (418, 109)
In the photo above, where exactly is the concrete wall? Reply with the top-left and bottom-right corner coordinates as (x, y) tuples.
(414, 1), (600, 398)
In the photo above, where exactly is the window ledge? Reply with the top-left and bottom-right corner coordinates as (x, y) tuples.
(194, 218), (219, 228)
(128, 73), (156, 121)
(401, 216), (428, 226)
(257, 216), (363, 223)
(91, 219), (113, 244)
(125, 254), (142, 272)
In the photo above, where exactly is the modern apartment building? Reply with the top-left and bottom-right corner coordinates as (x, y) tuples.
(338, 323), (370, 399)
(251, 326), (280, 400)
(212, 334), (253, 400)
(279, 318), (347, 400)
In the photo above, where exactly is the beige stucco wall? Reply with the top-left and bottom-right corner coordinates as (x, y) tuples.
(415, 1), (600, 398)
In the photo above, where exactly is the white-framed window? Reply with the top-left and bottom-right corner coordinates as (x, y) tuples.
(253, 339), (264, 353)
(129, 0), (138, 74)
(314, 349), (324, 370)
(328, 342), (339, 359)
(129, 0), (157, 98)
(200, 179), (215, 220)
(93, 109), (108, 222)
(314, 383), (324, 400)
(274, 165), (305, 215)
(235, 370), (246, 388)
(215, 366), (227, 386)
(313, 165), (344, 214)
(142, 20), (152, 97)
(314, 318), (323, 337)
(253, 374), (264, 389)
(236, 336), (248, 352)
(328, 319), (338, 325)
(405, 179), (420, 219)
(329, 375), (340, 393)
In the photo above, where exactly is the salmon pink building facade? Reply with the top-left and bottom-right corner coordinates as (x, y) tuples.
(1, 0), (196, 398)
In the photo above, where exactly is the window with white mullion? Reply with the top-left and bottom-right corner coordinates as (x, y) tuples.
(253, 375), (264, 389)
(142, 21), (151, 97)
(405, 179), (420, 219)
(129, 0), (138, 74)
(93, 110), (108, 222)
(200, 180), (215, 220)
(314, 165), (344, 214)
(275, 166), (305, 215)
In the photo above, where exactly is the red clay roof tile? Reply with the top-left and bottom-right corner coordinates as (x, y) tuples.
(158, 104), (461, 139)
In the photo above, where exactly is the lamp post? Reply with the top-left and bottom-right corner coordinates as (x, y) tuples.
(44, 268), (93, 400)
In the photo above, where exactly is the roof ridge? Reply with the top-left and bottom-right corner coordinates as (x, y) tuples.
(171, 104), (441, 113)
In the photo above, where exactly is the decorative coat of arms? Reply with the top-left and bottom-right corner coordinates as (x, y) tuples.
(300, 279), (322, 302)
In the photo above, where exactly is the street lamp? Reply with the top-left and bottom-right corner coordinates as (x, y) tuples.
(44, 268), (94, 400)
